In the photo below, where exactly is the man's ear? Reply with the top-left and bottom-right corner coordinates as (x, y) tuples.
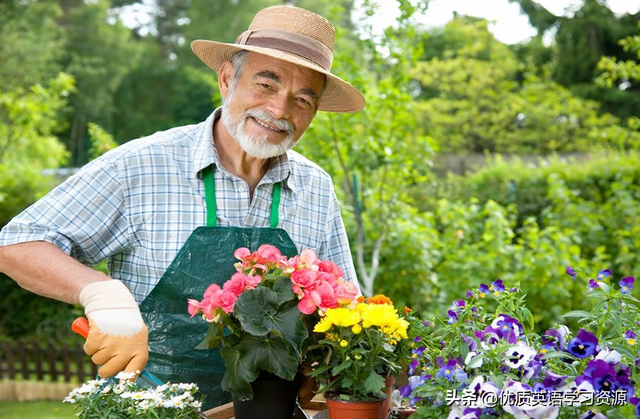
(219, 61), (234, 99)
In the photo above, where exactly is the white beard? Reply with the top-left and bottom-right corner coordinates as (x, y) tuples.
(221, 90), (297, 159)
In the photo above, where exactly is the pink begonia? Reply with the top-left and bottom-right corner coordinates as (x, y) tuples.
(334, 281), (359, 304)
(291, 269), (318, 289)
(233, 247), (251, 260)
(218, 290), (238, 314)
(298, 294), (317, 315)
(309, 281), (338, 311)
(204, 283), (221, 300)
(244, 274), (262, 290)
(224, 272), (247, 296)
(187, 299), (201, 317)
(318, 260), (343, 277)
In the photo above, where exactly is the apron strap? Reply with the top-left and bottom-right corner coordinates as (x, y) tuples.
(202, 165), (281, 228)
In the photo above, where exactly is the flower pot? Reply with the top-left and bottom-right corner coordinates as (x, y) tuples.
(233, 372), (301, 419)
(382, 375), (395, 417)
(325, 398), (386, 419)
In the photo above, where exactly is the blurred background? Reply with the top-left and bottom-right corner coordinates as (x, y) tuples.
(1, 0), (640, 415)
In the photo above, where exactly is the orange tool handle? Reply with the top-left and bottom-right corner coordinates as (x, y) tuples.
(72, 317), (90, 339)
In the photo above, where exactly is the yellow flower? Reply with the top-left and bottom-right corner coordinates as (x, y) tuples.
(324, 307), (361, 328)
(359, 303), (409, 342)
(340, 340), (348, 347)
(313, 316), (333, 333)
(352, 324), (362, 334)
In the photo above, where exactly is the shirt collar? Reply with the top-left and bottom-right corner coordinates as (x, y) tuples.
(192, 107), (298, 194)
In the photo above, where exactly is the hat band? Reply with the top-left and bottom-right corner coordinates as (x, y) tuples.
(235, 29), (333, 71)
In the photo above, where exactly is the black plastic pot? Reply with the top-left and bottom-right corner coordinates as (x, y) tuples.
(233, 372), (301, 419)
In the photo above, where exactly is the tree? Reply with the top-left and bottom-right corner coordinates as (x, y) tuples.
(299, 0), (433, 296)
(413, 16), (637, 154)
(60, 0), (142, 165)
(0, 1), (65, 92)
(510, 0), (640, 120)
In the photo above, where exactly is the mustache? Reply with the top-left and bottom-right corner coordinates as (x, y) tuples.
(244, 109), (294, 136)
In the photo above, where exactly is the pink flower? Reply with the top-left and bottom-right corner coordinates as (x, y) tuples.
(318, 260), (343, 277)
(310, 281), (338, 311)
(224, 272), (247, 296)
(317, 272), (338, 287)
(218, 290), (238, 314)
(298, 294), (317, 314)
(201, 299), (217, 319)
(334, 282), (359, 305)
(234, 247), (251, 260)
(300, 249), (319, 267)
(244, 275), (262, 290)
(187, 299), (202, 317)
(256, 244), (285, 263)
(204, 283), (221, 300)
(291, 269), (318, 288)
(292, 284), (304, 296)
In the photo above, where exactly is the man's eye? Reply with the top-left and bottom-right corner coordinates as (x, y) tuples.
(297, 97), (311, 106)
(259, 83), (272, 89)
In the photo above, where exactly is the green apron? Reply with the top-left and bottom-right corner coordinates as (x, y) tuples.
(138, 165), (298, 410)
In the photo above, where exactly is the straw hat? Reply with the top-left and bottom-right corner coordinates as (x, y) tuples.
(191, 5), (365, 113)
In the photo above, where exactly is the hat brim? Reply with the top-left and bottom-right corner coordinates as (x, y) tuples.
(191, 40), (365, 113)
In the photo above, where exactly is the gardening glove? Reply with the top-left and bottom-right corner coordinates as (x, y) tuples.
(79, 280), (148, 378)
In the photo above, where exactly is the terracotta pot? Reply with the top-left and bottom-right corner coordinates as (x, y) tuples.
(382, 375), (395, 417)
(326, 398), (386, 419)
(232, 372), (301, 419)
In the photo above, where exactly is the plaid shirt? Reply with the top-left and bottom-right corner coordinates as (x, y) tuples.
(0, 108), (359, 303)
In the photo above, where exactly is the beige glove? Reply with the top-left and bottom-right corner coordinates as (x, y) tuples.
(79, 280), (149, 378)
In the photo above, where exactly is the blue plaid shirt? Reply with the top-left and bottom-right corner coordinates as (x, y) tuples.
(0, 108), (359, 303)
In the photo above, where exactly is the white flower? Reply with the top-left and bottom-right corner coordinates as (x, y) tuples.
(595, 348), (621, 364)
(502, 380), (559, 419)
(504, 343), (537, 369)
(464, 351), (484, 368)
(115, 371), (137, 381)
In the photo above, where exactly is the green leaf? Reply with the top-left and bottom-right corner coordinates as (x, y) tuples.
(519, 307), (534, 330)
(195, 322), (224, 350)
(541, 351), (575, 361)
(561, 310), (595, 320)
(239, 334), (299, 381)
(271, 275), (296, 304)
(220, 344), (259, 400)
(331, 360), (353, 376)
(234, 287), (308, 356)
(459, 341), (469, 361)
(609, 343), (636, 360)
(466, 353), (484, 368)
(363, 371), (386, 395)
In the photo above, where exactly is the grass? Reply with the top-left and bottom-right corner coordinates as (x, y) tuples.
(0, 400), (76, 419)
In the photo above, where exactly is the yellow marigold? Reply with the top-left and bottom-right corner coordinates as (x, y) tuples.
(340, 340), (348, 347)
(360, 304), (409, 341)
(352, 324), (362, 334)
(313, 316), (333, 333)
(366, 294), (393, 305)
(324, 307), (361, 328)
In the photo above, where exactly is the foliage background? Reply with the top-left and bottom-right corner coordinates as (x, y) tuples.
(1, 0), (640, 343)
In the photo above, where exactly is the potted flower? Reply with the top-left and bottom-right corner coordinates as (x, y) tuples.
(187, 245), (359, 419)
(64, 372), (204, 419)
(398, 268), (639, 419)
(307, 294), (426, 419)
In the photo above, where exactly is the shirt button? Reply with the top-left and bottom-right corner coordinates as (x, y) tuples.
(238, 185), (245, 192)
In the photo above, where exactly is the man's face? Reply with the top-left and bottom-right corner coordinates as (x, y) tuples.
(220, 52), (325, 159)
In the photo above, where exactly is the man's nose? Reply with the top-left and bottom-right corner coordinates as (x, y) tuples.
(266, 93), (292, 121)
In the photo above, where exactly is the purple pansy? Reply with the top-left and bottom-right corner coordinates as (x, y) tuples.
(566, 266), (577, 279)
(620, 276), (635, 294)
(578, 411), (609, 419)
(567, 329), (598, 358)
(625, 330), (637, 345)
(490, 314), (523, 343)
(465, 289), (474, 299)
(478, 283), (489, 298)
(597, 269), (612, 280)
(588, 279), (599, 292)
(447, 310), (458, 324)
(398, 374), (427, 403)
(490, 279), (505, 295)
(543, 326), (569, 351)
(461, 334), (478, 352)
(408, 358), (419, 375)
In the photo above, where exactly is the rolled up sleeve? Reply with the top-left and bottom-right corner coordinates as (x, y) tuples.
(0, 159), (131, 266)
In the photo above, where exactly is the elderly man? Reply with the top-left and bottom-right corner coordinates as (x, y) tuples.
(0, 5), (363, 410)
